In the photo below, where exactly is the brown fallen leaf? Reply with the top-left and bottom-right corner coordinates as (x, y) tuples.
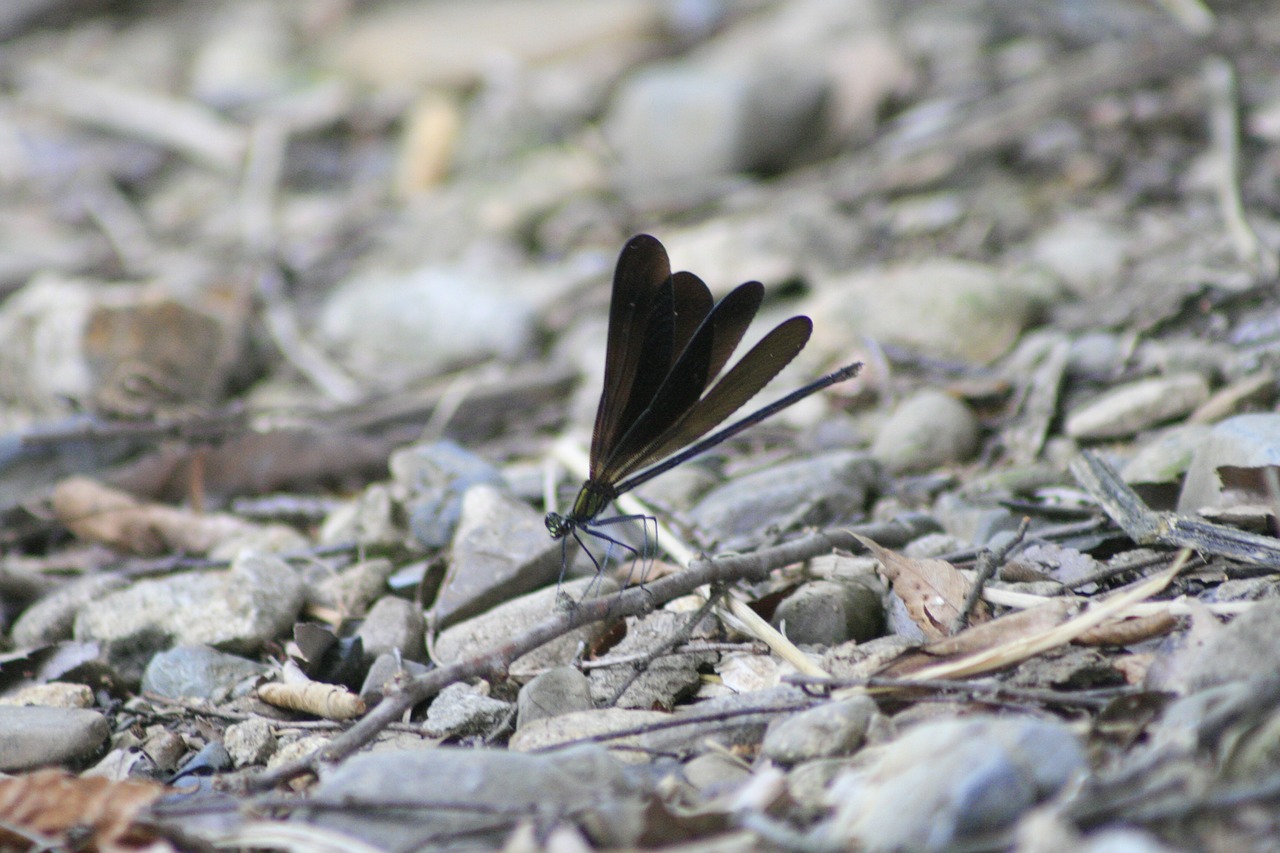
(1076, 612), (1180, 646)
(0, 769), (170, 852)
(877, 599), (1077, 678)
(895, 556), (1183, 684)
(52, 476), (265, 556)
(923, 598), (1077, 658)
(855, 534), (990, 641)
(835, 555), (1187, 692)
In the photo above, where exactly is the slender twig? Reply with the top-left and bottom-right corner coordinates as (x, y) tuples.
(243, 527), (861, 791)
(934, 516), (1112, 568)
(79, 174), (157, 273)
(574, 641), (762, 672)
(239, 119), (286, 255)
(526, 699), (818, 753)
(603, 584), (725, 707)
(142, 693), (429, 734)
(951, 517), (1030, 633)
(1202, 56), (1279, 277)
(257, 264), (362, 404)
(18, 409), (251, 448)
(788, 674), (1140, 710)
(1064, 551), (1202, 593)
(1071, 451), (1280, 567)
(20, 63), (247, 172)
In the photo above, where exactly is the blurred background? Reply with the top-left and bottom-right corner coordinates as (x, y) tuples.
(0, 0), (1275, 505)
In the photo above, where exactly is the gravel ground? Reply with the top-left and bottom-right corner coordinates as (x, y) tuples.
(2, 1), (1280, 850)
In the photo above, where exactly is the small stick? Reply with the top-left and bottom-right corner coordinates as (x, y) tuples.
(788, 674), (1139, 711)
(950, 517), (1030, 634)
(244, 526), (861, 792)
(602, 584), (725, 707)
(1202, 56), (1279, 277)
(1071, 451), (1280, 568)
(21, 64), (246, 172)
(257, 264), (362, 404)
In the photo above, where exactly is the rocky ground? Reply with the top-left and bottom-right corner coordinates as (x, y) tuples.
(2, 0), (1280, 850)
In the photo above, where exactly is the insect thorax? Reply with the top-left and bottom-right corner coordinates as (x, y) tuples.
(544, 479), (618, 539)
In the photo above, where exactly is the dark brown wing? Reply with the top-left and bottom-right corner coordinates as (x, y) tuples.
(615, 315), (813, 480)
(606, 270), (719, 451)
(670, 271), (714, 368)
(589, 235), (670, 473)
(594, 280), (766, 483)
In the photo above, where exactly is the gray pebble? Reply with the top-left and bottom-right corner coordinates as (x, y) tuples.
(1030, 214), (1128, 297)
(317, 485), (401, 551)
(316, 265), (535, 386)
(1064, 373), (1209, 440)
(510, 708), (673, 761)
(606, 63), (826, 187)
(871, 390), (980, 474)
(433, 484), (566, 628)
(517, 666), (595, 728)
(1067, 331), (1127, 377)
(141, 644), (267, 702)
(311, 558), (397, 614)
(1177, 413), (1280, 513)
(772, 579), (884, 647)
(1121, 424), (1212, 486)
(74, 551), (304, 684)
(682, 752), (751, 795)
(588, 610), (713, 710)
(357, 596), (426, 664)
(812, 260), (1053, 365)
(933, 492), (1021, 546)
(423, 682), (513, 739)
(1146, 597), (1280, 694)
(10, 574), (130, 648)
(434, 576), (617, 673)
(0, 705), (109, 771)
(141, 727), (187, 771)
(689, 451), (877, 551)
(1205, 576), (1280, 603)
(390, 440), (503, 549)
(826, 715), (1085, 851)
(787, 757), (852, 819)
(359, 652), (430, 705)
(224, 717), (277, 768)
(761, 695), (877, 765)
(300, 745), (648, 849)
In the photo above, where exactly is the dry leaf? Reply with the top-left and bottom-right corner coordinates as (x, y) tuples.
(1076, 612), (1180, 646)
(259, 681), (366, 720)
(897, 557), (1183, 683)
(52, 476), (259, 555)
(836, 555), (1186, 694)
(856, 534), (989, 640)
(877, 600), (1076, 678)
(0, 769), (170, 852)
(922, 598), (1078, 658)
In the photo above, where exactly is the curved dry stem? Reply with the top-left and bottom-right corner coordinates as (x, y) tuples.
(245, 526), (862, 792)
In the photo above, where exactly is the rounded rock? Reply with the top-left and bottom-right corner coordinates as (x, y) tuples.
(871, 390), (980, 474)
